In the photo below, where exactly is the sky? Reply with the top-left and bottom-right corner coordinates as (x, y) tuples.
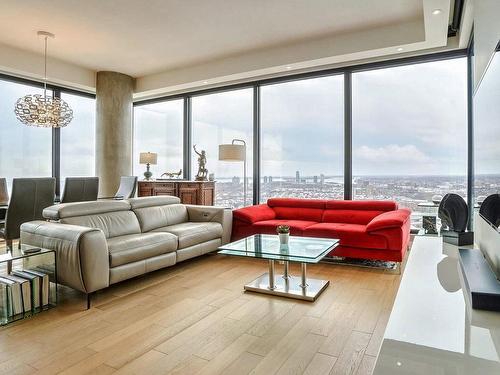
(2, 55), (494, 187)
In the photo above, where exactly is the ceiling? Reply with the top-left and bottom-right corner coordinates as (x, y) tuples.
(0, 0), (469, 96)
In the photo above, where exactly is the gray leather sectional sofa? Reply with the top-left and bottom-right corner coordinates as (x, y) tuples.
(20, 196), (232, 300)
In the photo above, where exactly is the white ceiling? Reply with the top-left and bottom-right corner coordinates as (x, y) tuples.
(0, 0), (467, 96)
(0, 0), (423, 76)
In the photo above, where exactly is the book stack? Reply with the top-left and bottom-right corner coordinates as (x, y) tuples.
(0, 268), (51, 321)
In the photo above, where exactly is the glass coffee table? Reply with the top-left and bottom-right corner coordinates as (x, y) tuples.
(218, 234), (339, 301)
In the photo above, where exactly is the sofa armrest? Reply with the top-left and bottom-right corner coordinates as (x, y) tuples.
(186, 205), (233, 244)
(366, 208), (411, 232)
(20, 221), (110, 294)
(232, 204), (276, 224)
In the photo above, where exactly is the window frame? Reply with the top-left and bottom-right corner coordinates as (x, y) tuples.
(134, 49), (470, 206)
(0, 72), (96, 197)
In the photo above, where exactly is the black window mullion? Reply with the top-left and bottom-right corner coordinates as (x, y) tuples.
(253, 85), (261, 205)
(344, 72), (352, 200)
(466, 39), (474, 230)
(183, 96), (192, 180)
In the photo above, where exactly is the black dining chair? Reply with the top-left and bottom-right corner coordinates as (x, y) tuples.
(61, 177), (99, 203)
(114, 176), (138, 199)
(0, 178), (8, 225)
(0, 178), (56, 249)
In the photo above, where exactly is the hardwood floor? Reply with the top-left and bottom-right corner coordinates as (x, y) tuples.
(0, 253), (403, 375)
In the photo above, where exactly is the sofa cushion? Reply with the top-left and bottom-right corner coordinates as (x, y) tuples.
(267, 198), (327, 209)
(303, 223), (388, 250)
(232, 204), (276, 224)
(252, 219), (318, 236)
(325, 200), (397, 211)
(133, 204), (189, 232)
(322, 209), (386, 225)
(61, 211), (141, 239)
(153, 222), (223, 249)
(107, 232), (177, 267)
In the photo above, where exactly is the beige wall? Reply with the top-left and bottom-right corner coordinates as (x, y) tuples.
(95, 71), (134, 196)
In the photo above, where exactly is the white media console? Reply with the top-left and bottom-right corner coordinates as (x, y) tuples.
(373, 236), (500, 374)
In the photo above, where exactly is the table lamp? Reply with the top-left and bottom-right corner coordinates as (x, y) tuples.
(139, 152), (157, 180)
(219, 139), (247, 206)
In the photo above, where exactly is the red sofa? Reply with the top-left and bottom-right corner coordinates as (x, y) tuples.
(232, 198), (411, 262)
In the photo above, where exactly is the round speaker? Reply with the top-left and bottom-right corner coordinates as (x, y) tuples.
(438, 193), (468, 232)
(479, 193), (500, 228)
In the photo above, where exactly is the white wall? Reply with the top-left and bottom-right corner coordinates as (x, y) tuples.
(473, 0), (500, 90)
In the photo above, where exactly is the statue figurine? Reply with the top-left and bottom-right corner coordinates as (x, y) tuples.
(193, 145), (208, 181)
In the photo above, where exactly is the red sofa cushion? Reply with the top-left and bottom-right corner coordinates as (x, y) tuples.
(366, 208), (411, 232)
(252, 219), (318, 236)
(268, 198), (327, 209)
(303, 223), (388, 250)
(267, 198), (326, 221)
(322, 209), (386, 225)
(325, 200), (397, 211)
(232, 204), (276, 224)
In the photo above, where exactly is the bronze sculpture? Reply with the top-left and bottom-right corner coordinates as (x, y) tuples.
(193, 145), (208, 181)
(160, 169), (182, 179)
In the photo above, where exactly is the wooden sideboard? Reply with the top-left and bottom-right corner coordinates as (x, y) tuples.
(137, 180), (215, 206)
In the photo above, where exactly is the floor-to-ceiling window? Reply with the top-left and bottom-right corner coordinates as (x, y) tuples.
(475, 51), (500, 199)
(0, 79), (52, 191)
(260, 75), (344, 201)
(191, 88), (253, 208)
(60, 92), (96, 191)
(133, 99), (184, 180)
(352, 58), (468, 228)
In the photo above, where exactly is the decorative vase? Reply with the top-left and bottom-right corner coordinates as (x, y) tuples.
(278, 233), (289, 245)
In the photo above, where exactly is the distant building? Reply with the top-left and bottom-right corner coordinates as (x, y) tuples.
(313, 175), (318, 184)
(295, 171), (300, 183)
(269, 176), (273, 182)
(263, 176), (268, 183)
(232, 176), (241, 184)
(320, 174), (325, 185)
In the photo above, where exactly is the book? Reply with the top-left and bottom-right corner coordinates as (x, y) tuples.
(0, 277), (23, 316)
(24, 269), (49, 307)
(3, 275), (31, 312)
(12, 270), (40, 310)
(0, 283), (8, 321)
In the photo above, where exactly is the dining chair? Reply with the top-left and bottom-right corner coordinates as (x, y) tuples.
(61, 177), (99, 203)
(114, 176), (138, 199)
(0, 178), (56, 249)
(0, 178), (8, 224)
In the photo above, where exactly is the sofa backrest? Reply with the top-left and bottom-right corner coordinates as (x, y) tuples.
(322, 200), (397, 225)
(43, 200), (141, 239)
(129, 196), (188, 232)
(267, 198), (326, 222)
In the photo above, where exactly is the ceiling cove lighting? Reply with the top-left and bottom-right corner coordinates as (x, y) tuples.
(397, 47), (404, 52)
(14, 31), (73, 128)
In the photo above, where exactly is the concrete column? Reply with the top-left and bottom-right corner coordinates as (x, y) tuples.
(95, 71), (134, 197)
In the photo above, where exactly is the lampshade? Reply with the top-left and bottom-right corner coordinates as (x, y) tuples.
(219, 144), (246, 161)
(139, 152), (158, 165)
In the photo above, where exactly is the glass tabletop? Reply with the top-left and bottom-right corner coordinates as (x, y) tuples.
(218, 234), (339, 264)
(0, 244), (54, 263)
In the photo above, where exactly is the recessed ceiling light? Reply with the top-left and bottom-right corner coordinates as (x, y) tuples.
(397, 47), (404, 52)
(432, 9), (442, 15)
(203, 81), (208, 84)
(286, 66), (292, 70)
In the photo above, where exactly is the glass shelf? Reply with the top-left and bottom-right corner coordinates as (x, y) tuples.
(0, 244), (57, 325)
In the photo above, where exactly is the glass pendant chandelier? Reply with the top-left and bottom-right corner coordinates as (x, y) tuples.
(14, 31), (73, 128)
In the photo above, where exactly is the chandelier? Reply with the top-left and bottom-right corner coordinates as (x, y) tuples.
(14, 31), (73, 128)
